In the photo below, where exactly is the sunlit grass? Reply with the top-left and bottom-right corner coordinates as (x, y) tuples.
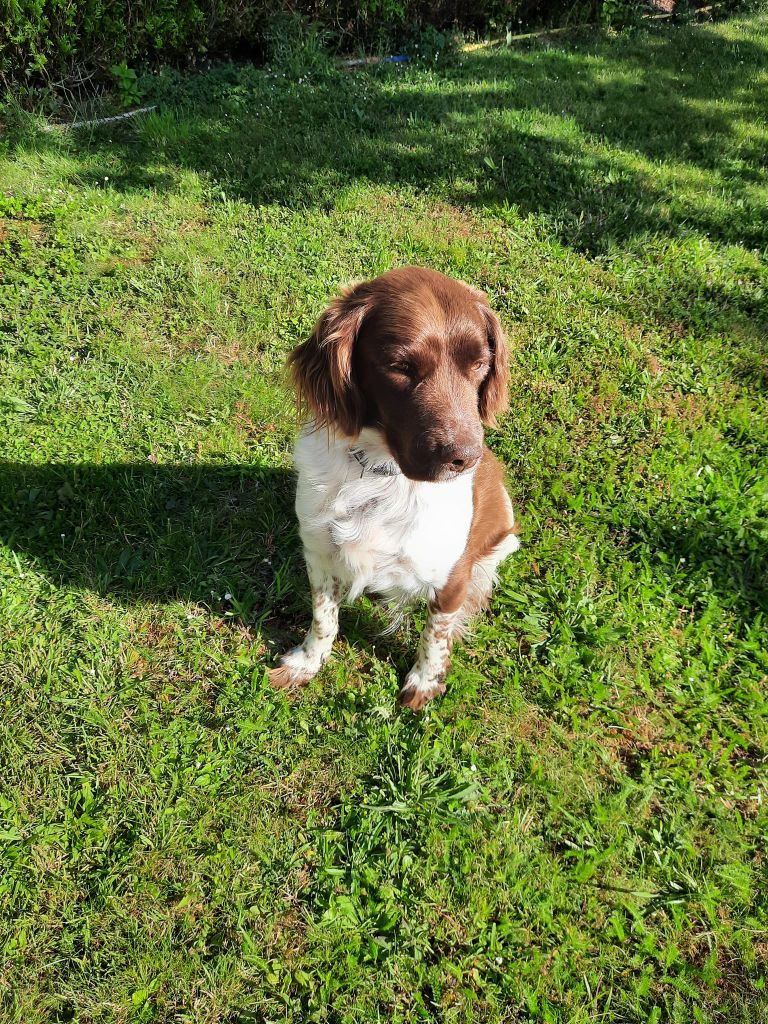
(1, 10), (767, 1023)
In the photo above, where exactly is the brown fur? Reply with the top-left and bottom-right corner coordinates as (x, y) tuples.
(399, 677), (447, 711)
(289, 287), (370, 437)
(289, 266), (509, 482)
(436, 449), (516, 614)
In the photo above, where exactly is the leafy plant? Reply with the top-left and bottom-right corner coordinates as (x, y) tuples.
(263, 10), (336, 80)
(401, 22), (462, 64)
(0, 1), (655, 88)
(599, 0), (643, 28)
(110, 61), (141, 107)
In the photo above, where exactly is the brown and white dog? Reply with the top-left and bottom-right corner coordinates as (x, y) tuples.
(269, 267), (519, 709)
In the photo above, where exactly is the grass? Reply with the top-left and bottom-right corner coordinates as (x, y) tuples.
(1, 9), (767, 1023)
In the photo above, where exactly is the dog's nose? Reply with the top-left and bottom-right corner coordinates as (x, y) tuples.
(443, 444), (482, 474)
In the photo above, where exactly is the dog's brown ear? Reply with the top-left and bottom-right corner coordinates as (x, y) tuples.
(478, 305), (509, 427)
(288, 285), (369, 437)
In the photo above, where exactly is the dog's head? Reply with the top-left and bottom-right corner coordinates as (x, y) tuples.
(289, 267), (509, 482)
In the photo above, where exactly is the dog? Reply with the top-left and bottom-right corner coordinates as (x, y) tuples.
(268, 266), (519, 710)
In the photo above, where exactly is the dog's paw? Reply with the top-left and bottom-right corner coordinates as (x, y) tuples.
(268, 648), (319, 690)
(268, 664), (314, 690)
(398, 671), (447, 711)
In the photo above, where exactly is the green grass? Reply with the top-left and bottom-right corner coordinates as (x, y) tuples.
(1, 10), (768, 1023)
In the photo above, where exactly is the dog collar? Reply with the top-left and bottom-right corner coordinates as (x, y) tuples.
(348, 446), (401, 478)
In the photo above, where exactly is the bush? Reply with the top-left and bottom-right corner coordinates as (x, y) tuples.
(0, 0), (731, 88)
(0, 1), (265, 85)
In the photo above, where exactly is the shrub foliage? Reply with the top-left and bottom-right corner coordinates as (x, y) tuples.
(0, 1), (598, 85)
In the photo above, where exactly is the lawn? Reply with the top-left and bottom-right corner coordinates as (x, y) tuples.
(1, 10), (767, 1023)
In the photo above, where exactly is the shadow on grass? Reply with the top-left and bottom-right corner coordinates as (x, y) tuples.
(626, 510), (768, 621)
(3, 20), (765, 363)
(14, 20), (764, 255)
(0, 461), (420, 666)
(0, 461), (300, 629)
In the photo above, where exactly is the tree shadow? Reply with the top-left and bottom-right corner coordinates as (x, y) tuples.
(8, 17), (758, 368)
(26, 20), (763, 250)
(489, 28), (768, 176)
(3, 17), (763, 374)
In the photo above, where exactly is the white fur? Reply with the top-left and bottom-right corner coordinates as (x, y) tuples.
(273, 423), (519, 702)
(295, 425), (476, 603)
(401, 607), (459, 702)
(278, 569), (340, 681)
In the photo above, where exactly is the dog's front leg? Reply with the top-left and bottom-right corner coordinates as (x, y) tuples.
(269, 563), (342, 690)
(398, 601), (461, 711)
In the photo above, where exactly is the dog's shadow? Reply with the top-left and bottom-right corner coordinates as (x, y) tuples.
(0, 461), (416, 670)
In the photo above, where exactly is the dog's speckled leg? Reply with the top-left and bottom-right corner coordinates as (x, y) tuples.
(398, 603), (459, 710)
(269, 569), (342, 690)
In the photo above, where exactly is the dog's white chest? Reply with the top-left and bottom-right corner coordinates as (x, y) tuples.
(397, 479), (473, 584)
(294, 427), (474, 600)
